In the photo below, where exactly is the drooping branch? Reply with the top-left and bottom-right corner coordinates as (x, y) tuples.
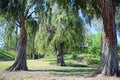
(97, 0), (105, 15)
(26, 11), (35, 19)
(25, 9), (29, 18)
(15, 22), (20, 27)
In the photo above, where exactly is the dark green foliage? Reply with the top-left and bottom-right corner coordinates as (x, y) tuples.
(0, 0), (9, 13)
(56, 0), (100, 19)
(25, 19), (38, 56)
(70, 53), (78, 59)
(0, 50), (14, 61)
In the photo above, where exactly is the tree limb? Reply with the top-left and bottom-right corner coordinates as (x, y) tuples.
(16, 22), (20, 27)
(26, 11), (35, 19)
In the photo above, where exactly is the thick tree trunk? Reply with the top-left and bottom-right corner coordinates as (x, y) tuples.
(56, 42), (65, 66)
(6, 17), (28, 71)
(56, 49), (65, 66)
(97, 0), (119, 76)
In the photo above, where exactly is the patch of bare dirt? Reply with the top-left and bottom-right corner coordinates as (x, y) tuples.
(0, 70), (120, 80)
(93, 74), (120, 80)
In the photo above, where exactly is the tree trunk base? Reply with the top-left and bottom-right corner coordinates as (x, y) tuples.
(96, 70), (120, 77)
(57, 55), (66, 66)
(96, 32), (119, 77)
(6, 65), (28, 71)
(6, 40), (28, 71)
(57, 62), (66, 66)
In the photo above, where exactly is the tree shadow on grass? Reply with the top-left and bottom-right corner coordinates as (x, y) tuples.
(66, 63), (88, 67)
(28, 68), (96, 77)
(45, 58), (88, 68)
(48, 68), (96, 73)
(49, 62), (88, 68)
(40, 58), (71, 62)
(40, 59), (56, 62)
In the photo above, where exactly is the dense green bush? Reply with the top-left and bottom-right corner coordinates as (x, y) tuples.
(83, 56), (100, 65)
(81, 33), (101, 65)
(87, 33), (101, 56)
(68, 33), (102, 65)
(69, 53), (78, 59)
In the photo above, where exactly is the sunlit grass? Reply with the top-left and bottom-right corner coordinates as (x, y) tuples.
(0, 59), (97, 80)
(27, 59), (55, 70)
(0, 61), (13, 70)
(0, 59), (54, 70)
(0, 58), (96, 75)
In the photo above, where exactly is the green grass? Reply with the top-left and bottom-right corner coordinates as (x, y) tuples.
(0, 58), (96, 80)
(0, 59), (96, 75)
(0, 76), (5, 80)
(0, 53), (97, 77)
(0, 61), (13, 70)
(65, 60), (88, 67)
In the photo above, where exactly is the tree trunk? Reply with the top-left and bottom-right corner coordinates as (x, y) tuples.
(6, 17), (28, 71)
(56, 42), (65, 66)
(32, 41), (35, 59)
(32, 53), (35, 59)
(56, 49), (65, 66)
(97, 0), (119, 76)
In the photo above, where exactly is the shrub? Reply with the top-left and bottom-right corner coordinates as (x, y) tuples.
(83, 56), (100, 65)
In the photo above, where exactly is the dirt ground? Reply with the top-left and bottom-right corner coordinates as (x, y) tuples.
(0, 70), (120, 80)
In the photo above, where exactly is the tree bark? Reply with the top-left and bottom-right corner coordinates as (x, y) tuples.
(97, 0), (119, 76)
(32, 53), (35, 59)
(56, 42), (66, 66)
(56, 49), (65, 66)
(32, 41), (35, 59)
(6, 17), (28, 71)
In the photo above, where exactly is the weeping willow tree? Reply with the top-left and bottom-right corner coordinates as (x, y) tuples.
(25, 19), (38, 59)
(3, 22), (18, 50)
(0, 13), (18, 51)
(34, 0), (49, 56)
(35, 2), (85, 66)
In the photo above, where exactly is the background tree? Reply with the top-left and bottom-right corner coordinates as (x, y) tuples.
(3, 21), (19, 51)
(35, 2), (85, 66)
(25, 19), (38, 59)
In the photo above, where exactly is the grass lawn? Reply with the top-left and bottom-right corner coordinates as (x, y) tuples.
(0, 59), (97, 80)
(1, 59), (119, 80)
(0, 58), (96, 76)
